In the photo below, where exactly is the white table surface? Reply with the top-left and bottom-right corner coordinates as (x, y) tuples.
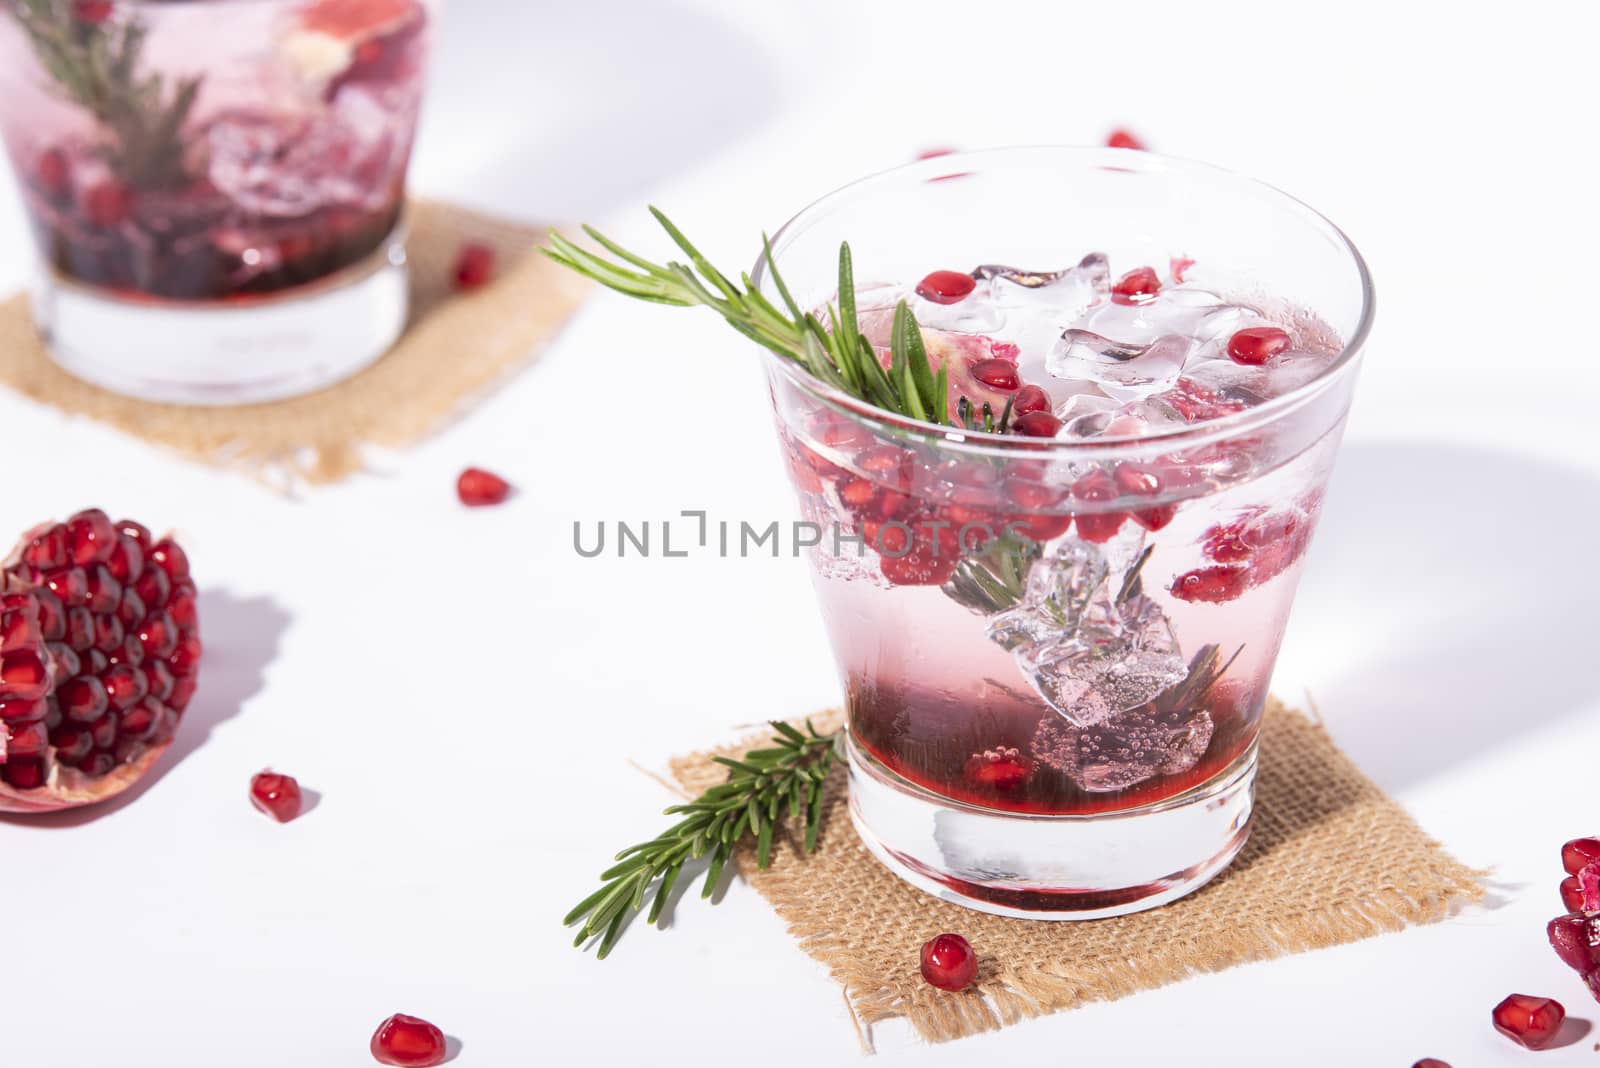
(2, 1), (1598, 1064)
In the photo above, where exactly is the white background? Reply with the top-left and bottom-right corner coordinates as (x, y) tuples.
(1, 0), (1598, 1064)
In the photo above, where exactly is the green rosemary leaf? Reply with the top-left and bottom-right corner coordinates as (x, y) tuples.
(756, 817), (774, 869)
(771, 721), (808, 745)
(649, 207), (742, 301)
(701, 848), (729, 899)
(646, 862), (682, 925)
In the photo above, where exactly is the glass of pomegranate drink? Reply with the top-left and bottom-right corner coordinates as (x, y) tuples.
(749, 147), (1372, 917)
(0, 0), (432, 404)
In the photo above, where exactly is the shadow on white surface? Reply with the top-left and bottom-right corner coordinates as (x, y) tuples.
(1548, 1014), (1593, 1051)
(1294, 440), (1600, 788)
(0, 589), (289, 828)
(414, 0), (790, 219)
(442, 1034), (464, 1064)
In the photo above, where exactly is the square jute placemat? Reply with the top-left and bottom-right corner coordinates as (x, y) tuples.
(0, 199), (588, 485)
(669, 699), (1482, 1047)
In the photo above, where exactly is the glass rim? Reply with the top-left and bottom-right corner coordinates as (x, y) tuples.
(750, 144), (1375, 459)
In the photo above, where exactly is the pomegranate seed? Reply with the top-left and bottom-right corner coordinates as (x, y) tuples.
(168, 584), (198, 629)
(22, 525), (68, 570)
(1171, 565), (1252, 604)
(250, 771), (304, 823)
(1111, 267), (1161, 306)
(1, 650), (49, 700)
(67, 509), (116, 566)
(456, 467), (512, 507)
(919, 933), (978, 992)
(915, 147), (956, 159)
(148, 538), (189, 582)
(1561, 837), (1600, 875)
(59, 675), (108, 723)
(915, 270), (976, 305)
(1071, 470), (1126, 543)
(1490, 993), (1565, 1050)
(36, 148), (70, 200)
(82, 179), (131, 228)
(1009, 410), (1062, 438)
(169, 634), (201, 677)
(452, 242), (496, 291)
(1106, 128), (1146, 150)
(117, 520), (151, 548)
(1548, 913), (1600, 975)
(106, 534), (145, 583)
(1411, 1060), (1451, 1068)
(1580, 862), (1600, 912)
(0, 697), (46, 724)
(52, 724), (92, 765)
(969, 359), (1020, 391)
(1560, 876), (1584, 912)
(1226, 326), (1292, 366)
(1011, 384), (1050, 416)
(370, 1013), (447, 1067)
(72, 0), (113, 22)
(965, 748), (1030, 791)
(838, 478), (878, 512)
(1170, 256), (1195, 283)
(1, 759), (45, 789)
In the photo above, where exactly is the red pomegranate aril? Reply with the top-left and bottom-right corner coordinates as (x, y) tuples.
(21, 525), (67, 570)
(970, 359), (1020, 391)
(85, 566), (120, 614)
(167, 584), (197, 629)
(919, 933), (978, 992)
(1010, 384), (1050, 416)
(965, 748), (1030, 791)
(169, 634), (201, 677)
(141, 659), (175, 703)
(66, 509), (116, 566)
(1547, 912), (1600, 975)
(1560, 876), (1584, 912)
(250, 770), (304, 823)
(0, 697), (46, 724)
(1490, 993), (1564, 1050)
(80, 752), (114, 776)
(169, 674), (197, 711)
(1106, 128), (1146, 150)
(1171, 565), (1252, 604)
(1226, 326), (1292, 366)
(117, 520), (150, 548)
(72, 0), (114, 23)
(117, 588), (146, 627)
(45, 567), (88, 606)
(35, 593), (64, 641)
(1111, 266), (1161, 306)
(137, 612), (177, 659)
(1010, 410), (1062, 438)
(106, 534), (145, 584)
(91, 711), (118, 750)
(59, 675), (108, 723)
(457, 467), (511, 507)
(1561, 837), (1600, 875)
(370, 1013), (447, 1067)
(134, 566), (170, 609)
(93, 612), (123, 653)
(838, 479), (878, 512)
(8, 721), (50, 761)
(1410, 1060), (1451, 1068)
(102, 663), (147, 710)
(0, 650), (49, 699)
(64, 606), (94, 651)
(82, 179), (131, 228)
(119, 698), (159, 740)
(52, 722), (92, 764)
(1, 760), (45, 789)
(915, 270), (976, 305)
(36, 148), (70, 200)
(452, 242), (496, 291)
(148, 538), (189, 582)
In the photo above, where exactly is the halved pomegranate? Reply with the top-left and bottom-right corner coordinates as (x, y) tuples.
(0, 510), (198, 813)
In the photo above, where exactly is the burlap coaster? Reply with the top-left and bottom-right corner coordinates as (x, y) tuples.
(670, 699), (1482, 1047)
(0, 199), (587, 485)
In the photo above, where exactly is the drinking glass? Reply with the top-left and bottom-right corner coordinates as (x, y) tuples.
(0, 0), (433, 404)
(754, 147), (1372, 917)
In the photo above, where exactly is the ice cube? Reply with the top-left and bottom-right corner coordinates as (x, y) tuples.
(1047, 329), (1193, 400)
(979, 253), (1110, 315)
(986, 534), (1188, 728)
(1032, 703), (1214, 792)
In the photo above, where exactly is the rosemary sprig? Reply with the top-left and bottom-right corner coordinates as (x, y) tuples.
(10, 0), (201, 188)
(544, 210), (951, 426)
(565, 719), (839, 958)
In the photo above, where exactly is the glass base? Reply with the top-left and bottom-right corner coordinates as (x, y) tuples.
(847, 732), (1255, 919)
(30, 235), (409, 406)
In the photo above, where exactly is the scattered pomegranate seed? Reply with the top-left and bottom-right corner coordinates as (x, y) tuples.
(919, 933), (978, 992)
(370, 1013), (447, 1067)
(969, 359), (1020, 391)
(1548, 913), (1600, 976)
(915, 147), (957, 160)
(1562, 837), (1600, 875)
(915, 270), (976, 305)
(1110, 266), (1161, 306)
(1071, 469), (1126, 544)
(1106, 129), (1147, 150)
(1226, 326), (1293, 366)
(1561, 875), (1585, 911)
(1171, 565), (1252, 604)
(1009, 410), (1063, 438)
(452, 242), (495, 291)
(72, 0), (113, 23)
(82, 179), (131, 228)
(250, 770), (303, 823)
(36, 148), (70, 200)
(1010, 384), (1050, 415)
(1491, 994), (1565, 1050)
(456, 467), (511, 507)
(1410, 1060), (1452, 1068)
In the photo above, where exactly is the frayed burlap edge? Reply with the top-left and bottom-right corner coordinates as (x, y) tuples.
(670, 700), (1484, 1047)
(0, 200), (588, 486)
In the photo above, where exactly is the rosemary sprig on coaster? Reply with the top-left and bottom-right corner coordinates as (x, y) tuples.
(565, 719), (840, 958)
(9, 0), (201, 188)
(544, 210), (952, 426)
